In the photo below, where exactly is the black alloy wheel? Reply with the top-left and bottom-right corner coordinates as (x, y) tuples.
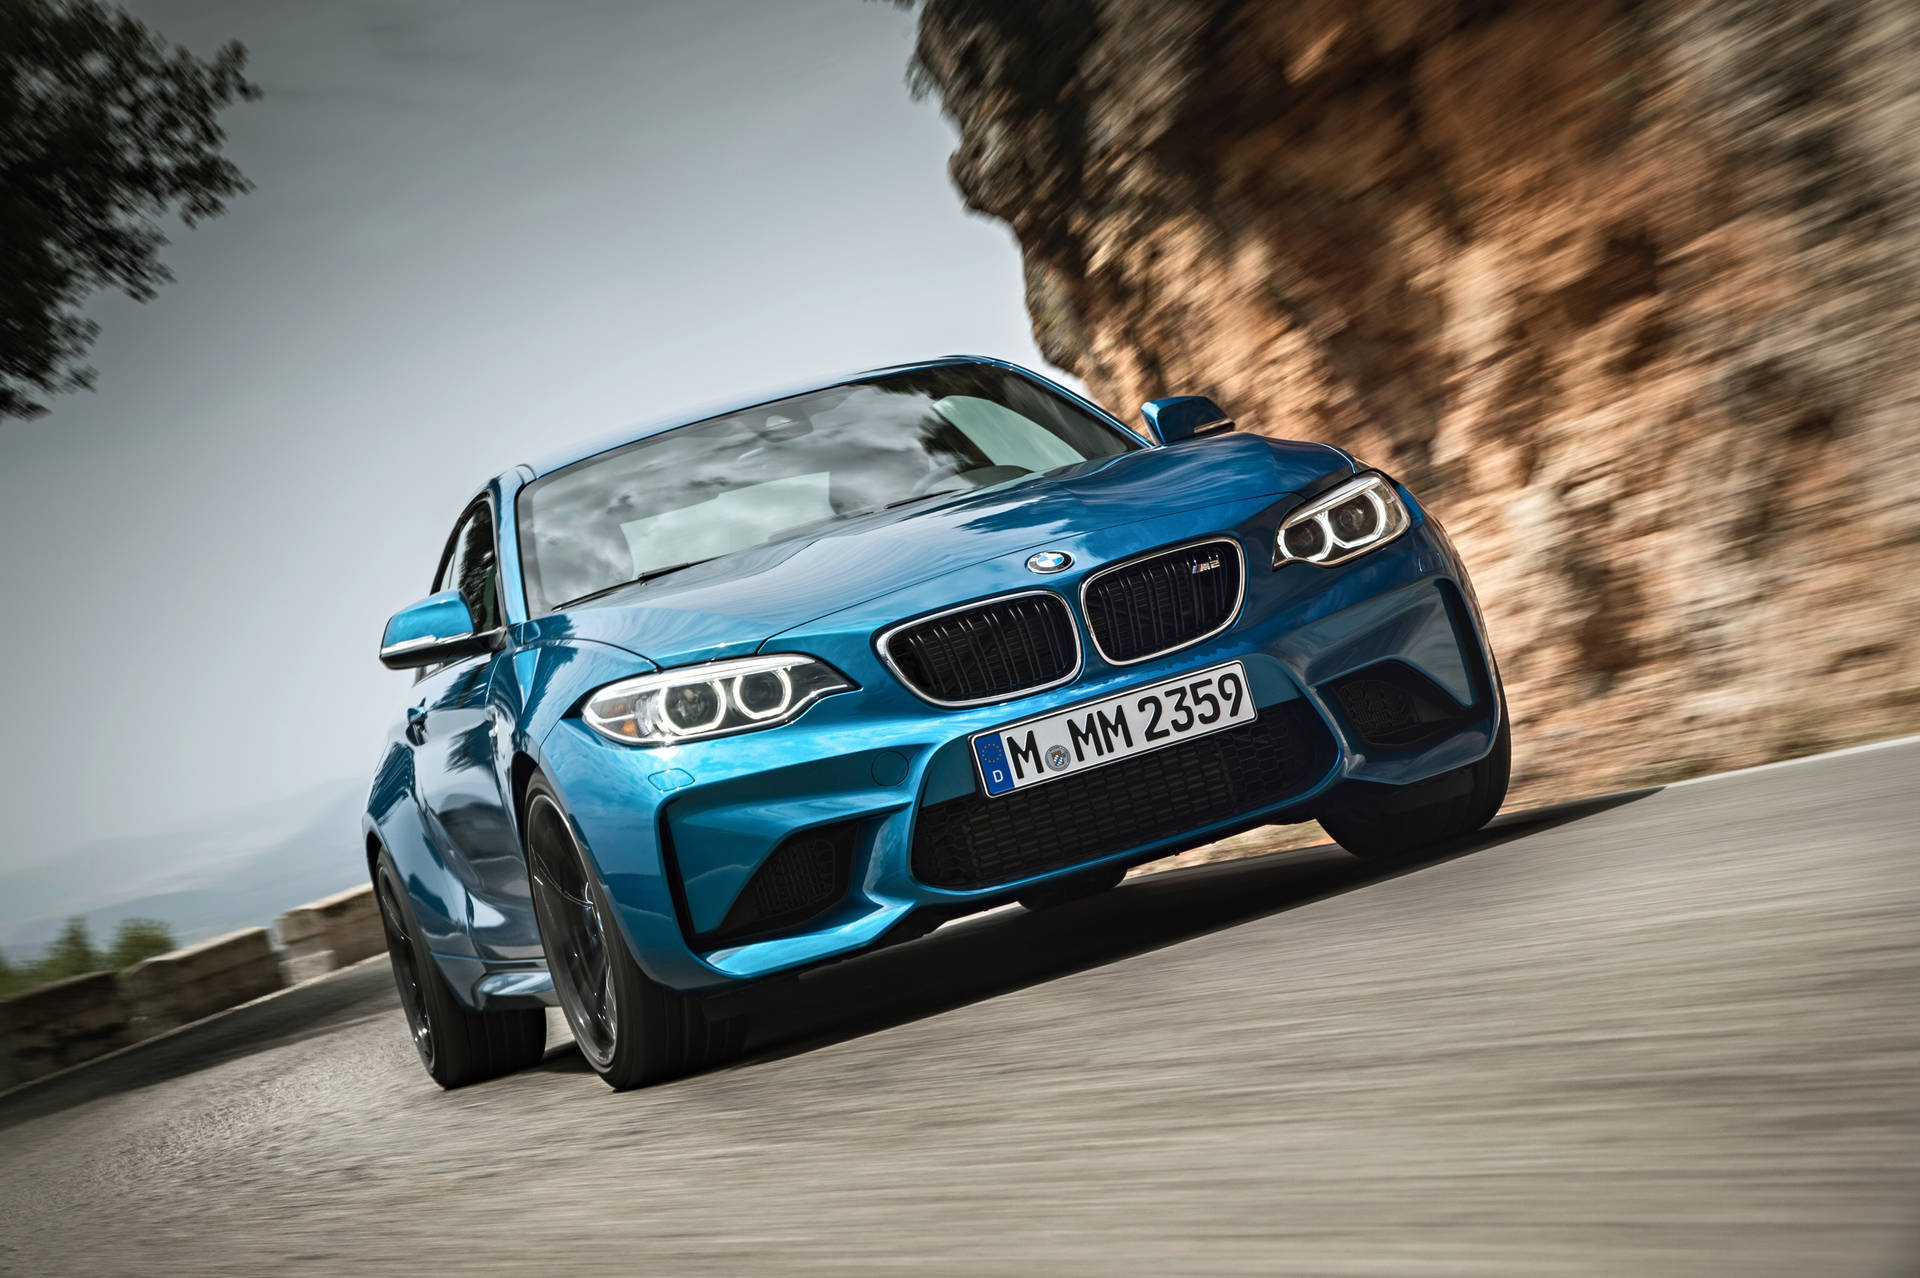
(373, 851), (548, 1089)
(520, 775), (749, 1089)
(526, 790), (620, 1072)
(377, 864), (435, 1072)
(1318, 693), (1512, 861)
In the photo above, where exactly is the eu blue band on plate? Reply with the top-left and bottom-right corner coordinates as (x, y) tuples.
(974, 733), (1015, 796)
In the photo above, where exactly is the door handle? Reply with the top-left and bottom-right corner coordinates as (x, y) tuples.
(405, 705), (428, 744)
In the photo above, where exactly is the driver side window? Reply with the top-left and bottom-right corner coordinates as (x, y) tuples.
(435, 502), (503, 634)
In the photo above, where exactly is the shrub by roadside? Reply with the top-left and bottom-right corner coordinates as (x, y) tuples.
(0, 917), (175, 999)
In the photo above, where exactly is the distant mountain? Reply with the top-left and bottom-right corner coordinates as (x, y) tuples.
(0, 780), (369, 963)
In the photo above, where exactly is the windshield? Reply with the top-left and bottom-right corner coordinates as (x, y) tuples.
(515, 365), (1137, 615)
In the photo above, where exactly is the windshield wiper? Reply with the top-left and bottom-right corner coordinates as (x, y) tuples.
(556, 558), (716, 609)
(874, 493), (949, 512)
(862, 485), (974, 517)
(859, 468), (1039, 518)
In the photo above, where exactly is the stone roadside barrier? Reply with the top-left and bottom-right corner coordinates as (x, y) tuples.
(3, 971), (130, 1084)
(0, 879), (388, 1091)
(0, 1001), (16, 1092)
(120, 928), (286, 1042)
(276, 885), (383, 984)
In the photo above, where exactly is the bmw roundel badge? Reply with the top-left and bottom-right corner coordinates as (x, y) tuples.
(1026, 550), (1072, 574)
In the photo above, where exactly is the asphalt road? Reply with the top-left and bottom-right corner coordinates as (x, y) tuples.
(2, 741), (1916, 1276)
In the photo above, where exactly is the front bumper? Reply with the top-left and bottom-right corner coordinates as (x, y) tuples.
(537, 498), (1500, 993)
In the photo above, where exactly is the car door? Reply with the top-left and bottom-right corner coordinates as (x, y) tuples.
(409, 500), (538, 960)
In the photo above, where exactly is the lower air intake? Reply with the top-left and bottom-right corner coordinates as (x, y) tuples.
(1325, 661), (1473, 748)
(911, 700), (1336, 891)
(702, 821), (856, 946)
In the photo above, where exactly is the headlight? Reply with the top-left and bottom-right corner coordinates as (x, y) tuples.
(1274, 471), (1411, 567)
(582, 654), (855, 746)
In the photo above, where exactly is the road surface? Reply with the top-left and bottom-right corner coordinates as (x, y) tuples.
(2, 741), (1916, 1276)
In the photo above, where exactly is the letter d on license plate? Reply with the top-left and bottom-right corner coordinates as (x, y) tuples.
(971, 660), (1255, 797)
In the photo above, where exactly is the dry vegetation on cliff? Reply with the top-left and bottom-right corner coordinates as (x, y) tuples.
(908, 0), (1920, 815)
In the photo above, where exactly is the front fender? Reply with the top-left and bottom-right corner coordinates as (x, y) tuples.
(512, 636), (658, 746)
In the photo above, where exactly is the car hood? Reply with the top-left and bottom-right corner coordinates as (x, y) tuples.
(547, 434), (1350, 667)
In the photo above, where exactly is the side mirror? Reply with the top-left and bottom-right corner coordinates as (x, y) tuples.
(379, 591), (499, 670)
(1140, 396), (1234, 446)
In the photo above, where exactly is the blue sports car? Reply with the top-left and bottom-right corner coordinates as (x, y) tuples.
(367, 356), (1508, 1089)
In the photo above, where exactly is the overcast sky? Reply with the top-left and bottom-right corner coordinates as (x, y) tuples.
(0, 0), (1054, 879)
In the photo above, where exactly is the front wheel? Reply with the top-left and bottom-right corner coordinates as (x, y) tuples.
(523, 776), (743, 1089)
(1318, 708), (1511, 861)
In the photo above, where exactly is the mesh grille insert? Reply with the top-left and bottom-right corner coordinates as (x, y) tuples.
(1326, 661), (1473, 749)
(1083, 539), (1243, 664)
(883, 593), (1078, 704)
(703, 821), (856, 946)
(911, 700), (1336, 891)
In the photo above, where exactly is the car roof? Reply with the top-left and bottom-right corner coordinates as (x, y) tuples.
(507, 354), (1031, 487)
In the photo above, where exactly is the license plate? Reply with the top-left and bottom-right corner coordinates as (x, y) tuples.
(971, 661), (1255, 797)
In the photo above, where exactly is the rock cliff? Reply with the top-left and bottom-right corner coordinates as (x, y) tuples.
(909, 0), (1920, 800)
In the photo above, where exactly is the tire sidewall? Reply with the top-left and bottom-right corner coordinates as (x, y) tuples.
(374, 851), (459, 1083)
(521, 774), (656, 1085)
(1322, 704), (1511, 859)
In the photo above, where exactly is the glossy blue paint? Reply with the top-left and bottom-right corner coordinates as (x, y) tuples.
(379, 590), (477, 656)
(509, 635), (655, 748)
(362, 356), (1503, 1009)
(364, 741), (473, 961)
(1140, 395), (1233, 445)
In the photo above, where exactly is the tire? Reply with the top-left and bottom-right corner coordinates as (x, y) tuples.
(1319, 704), (1512, 861)
(522, 775), (743, 1090)
(1018, 864), (1126, 911)
(374, 852), (548, 1089)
